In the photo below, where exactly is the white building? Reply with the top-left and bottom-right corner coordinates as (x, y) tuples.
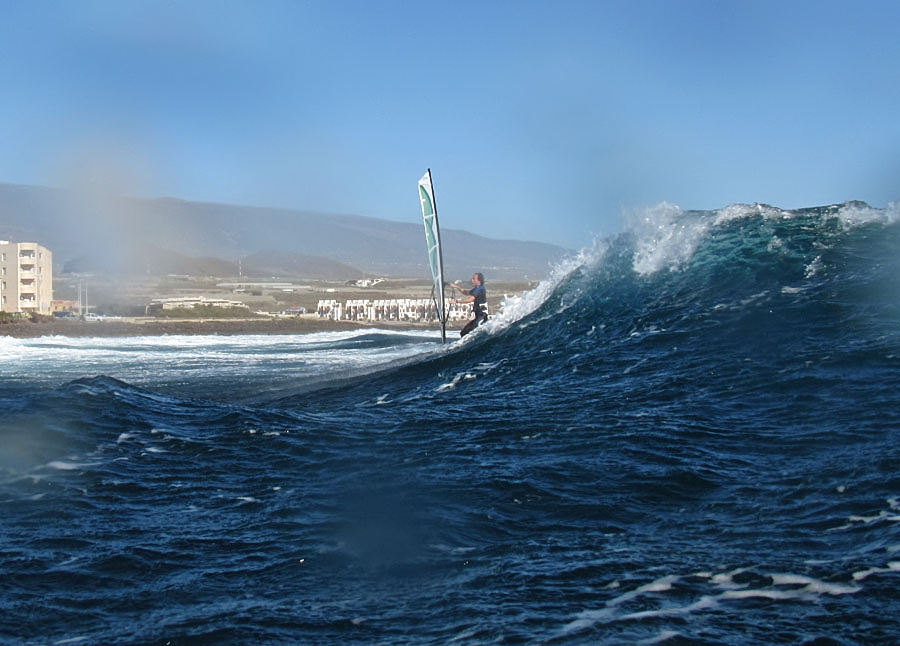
(150, 295), (249, 311)
(317, 298), (482, 322)
(0, 241), (53, 314)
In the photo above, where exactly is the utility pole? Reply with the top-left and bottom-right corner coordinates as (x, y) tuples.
(77, 279), (88, 318)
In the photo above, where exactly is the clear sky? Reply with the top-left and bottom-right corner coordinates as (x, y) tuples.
(0, 0), (898, 250)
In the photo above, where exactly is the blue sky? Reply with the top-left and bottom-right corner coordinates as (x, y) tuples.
(0, 0), (898, 250)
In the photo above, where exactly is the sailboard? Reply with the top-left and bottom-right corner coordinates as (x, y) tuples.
(418, 168), (448, 343)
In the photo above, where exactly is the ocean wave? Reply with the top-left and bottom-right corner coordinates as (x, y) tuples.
(624, 200), (899, 276)
(3, 202), (900, 643)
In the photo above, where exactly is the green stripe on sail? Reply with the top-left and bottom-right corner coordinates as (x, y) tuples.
(419, 185), (434, 216)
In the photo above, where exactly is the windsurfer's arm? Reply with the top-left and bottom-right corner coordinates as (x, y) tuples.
(450, 295), (475, 304)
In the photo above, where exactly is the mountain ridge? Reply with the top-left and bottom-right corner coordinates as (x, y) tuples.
(0, 182), (568, 280)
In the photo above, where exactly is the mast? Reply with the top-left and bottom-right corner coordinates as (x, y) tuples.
(428, 169), (448, 344)
(418, 168), (447, 343)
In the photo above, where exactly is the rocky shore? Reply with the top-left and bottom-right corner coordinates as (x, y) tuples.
(0, 315), (436, 338)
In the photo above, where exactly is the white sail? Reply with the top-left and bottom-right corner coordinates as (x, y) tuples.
(418, 169), (447, 343)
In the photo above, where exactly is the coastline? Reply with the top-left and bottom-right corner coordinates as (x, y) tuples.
(0, 315), (438, 339)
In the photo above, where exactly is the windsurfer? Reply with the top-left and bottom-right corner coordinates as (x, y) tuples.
(450, 273), (487, 337)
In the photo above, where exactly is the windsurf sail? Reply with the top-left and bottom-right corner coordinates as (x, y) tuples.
(418, 169), (447, 343)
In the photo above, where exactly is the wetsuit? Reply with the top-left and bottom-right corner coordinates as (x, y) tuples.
(460, 284), (487, 337)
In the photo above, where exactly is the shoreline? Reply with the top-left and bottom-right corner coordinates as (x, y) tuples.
(0, 316), (440, 339)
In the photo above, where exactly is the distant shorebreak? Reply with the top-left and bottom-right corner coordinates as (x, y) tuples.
(0, 315), (435, 338)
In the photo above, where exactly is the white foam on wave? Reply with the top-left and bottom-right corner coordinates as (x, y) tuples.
(713, 201), (900, 231)
(477, 241), (606, 339)
(711, 203), (785, 226)
(834, 497), (900, 530)
(46, 460), (86, 471)
(638, 630), (683, 645)
(769, 573), (859, 595)
(562, 567), (860, 636)
(852, 561), (900, 581)
(435, 360), (506, 392)
(0, 335), (28, 357)
(449, 626), (482, 643)
(435, 372), (476, 392)
(625, 201), (777, 275)
(625, 200), (900, 278)
(627, 202), (796, 276)
(628, 202), (708, 276)
(836, 201), (900, 227)
(804, 255), (825, 278)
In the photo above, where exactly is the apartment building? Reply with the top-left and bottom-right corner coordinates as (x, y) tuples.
(0, 241), (53, 314)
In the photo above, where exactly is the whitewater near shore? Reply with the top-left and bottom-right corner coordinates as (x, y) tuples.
(0, 314), (429, 339)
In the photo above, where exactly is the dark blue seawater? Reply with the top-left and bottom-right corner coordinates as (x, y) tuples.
(2, 202), (900, 645)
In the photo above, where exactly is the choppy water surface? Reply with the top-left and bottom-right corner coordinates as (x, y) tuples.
(2, 202), (900, 644)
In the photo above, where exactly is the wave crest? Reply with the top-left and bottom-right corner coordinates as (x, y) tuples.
(623, 200), (897, 277)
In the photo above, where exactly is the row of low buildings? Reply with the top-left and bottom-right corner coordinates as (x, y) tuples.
(317, 298), (484, 323)
(0, 239), (493, 322)
(149, 295), (249, 312)
(0, 240), (53, 315)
